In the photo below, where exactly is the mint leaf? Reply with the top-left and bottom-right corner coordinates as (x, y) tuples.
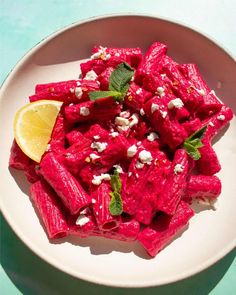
(183, 141), (201, 160)
(189, 138), (203, 149)
(182, 125), (207, 160)
(89, 90), (121, 101)
(109, 191), (123, 216)
(187, 125), (207, 142)
(89, 62), (134, 103)
(109, 62), (134, 93)
(110, 170), (121, 192)
(109, 169), (123, 216)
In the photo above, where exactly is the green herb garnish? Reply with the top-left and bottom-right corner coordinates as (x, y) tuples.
(182, 125), (207, 160)
(89, 62), (134, 102)
(109, 170), (123, 216)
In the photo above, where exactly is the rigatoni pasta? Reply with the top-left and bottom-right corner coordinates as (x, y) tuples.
(9, 42), (233, 257)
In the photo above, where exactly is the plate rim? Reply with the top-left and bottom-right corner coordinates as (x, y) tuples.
(0, 13), (236, 288)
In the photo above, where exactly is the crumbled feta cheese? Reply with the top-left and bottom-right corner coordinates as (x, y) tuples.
(76, 81), (81, 86)
(84, 70), (98, 80)
(92, 173), (111, 185)
(209, 122), (215, 127)
(76, 215), (90, 226)
(90, 153), (100, 161)
(69, 88), (75, 93)
(90, 46), (111, 60)
(80, 207), (90, 215)
(110, 131), (119, 138)
(156, 86), (165, 97)
(127, 145), (137, 157)
(174, 164), (184, 174)
(197, 88), (205, 96)
(140, 108), (145, 116)
(115, 116), (130, 126)
(113, 164), (123, 173)
(91, 142), (108, 152)
(139, 150), (153, 164)
(129, 113), (139, 128)
(90, 52), (101, 60)
(137, 141), (142, 146)
(167, 98), (184, 109)
(93, 135), (100, 140)
(128, 172), (132, 177)
(99, 205), (103, 209)
(75, 87), (83, 99)
(69, 103), (74, 106)
(211, 198), (219, 210)
(160, 73), (166, 79)
(120, 111), (130, 118)
(131, 76), (135, 82)
(136, 88), (142, 95)
(91, 198), (96, 204)
(135, 173), (139, 178)
(136, 161), (144, 169)
(80, 107), (90, 116)
(198, 198), (219, 211)
(160, 110), (167, 118)
(117, 125), (130, 132)
(151, 103), (159, 114)
(147, 132), (159, 142)
(115, 52), (120, 57)
(217, 115), (225, 121)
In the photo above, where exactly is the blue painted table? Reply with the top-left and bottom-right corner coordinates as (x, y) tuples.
(1, 1), (235, 294)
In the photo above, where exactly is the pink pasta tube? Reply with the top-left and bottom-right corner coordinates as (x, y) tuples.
(196, 142), (221, 175)
(39, 152), (91, 214)
(80, 59), (107, 76)
(157, 149), (193, 215)
(186, 175), (221, 199)
(30, 180), (68, 239)
(92, 46), (142, 68)
(92, 182), (121, 231)
(93, 217), (140, 241)
(63, 134), (92, 175)
(47, 115), (67, 155)
(68, 207), (97, 238)
(31, 79), (99, 103)
(65, 129), (87, 146)
(135, 42), (167, 83)
(180, 63), (222, 117)
(124, 81), (152, 111)
(182, 118), (202, 136)
(83, 123), (110, 140)
(80, 46), (142, 77)
(97, 67), (114, 90)
(144, 97), (188, 149)
(160, 57), (204, 112)
(64, 97), (121, 124)
(196, 105), (233, 175)
(138, 201), (194, 257)
(134, 151), (171, 224)
(24, 161), (40, 183)
(9, 140), (30, 170)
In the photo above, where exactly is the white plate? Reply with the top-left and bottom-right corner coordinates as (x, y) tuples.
(0, 14), (236, 287)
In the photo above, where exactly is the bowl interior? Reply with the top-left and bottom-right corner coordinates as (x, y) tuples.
(0, 15), (236, 287)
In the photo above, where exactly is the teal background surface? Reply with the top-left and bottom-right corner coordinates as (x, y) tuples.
(0, 0), (235, 294)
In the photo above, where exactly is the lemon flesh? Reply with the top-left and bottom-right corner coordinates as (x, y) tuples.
(14, 100), (63, 163)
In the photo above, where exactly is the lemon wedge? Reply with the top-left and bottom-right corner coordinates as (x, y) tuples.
(14, 100), (63, 163)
